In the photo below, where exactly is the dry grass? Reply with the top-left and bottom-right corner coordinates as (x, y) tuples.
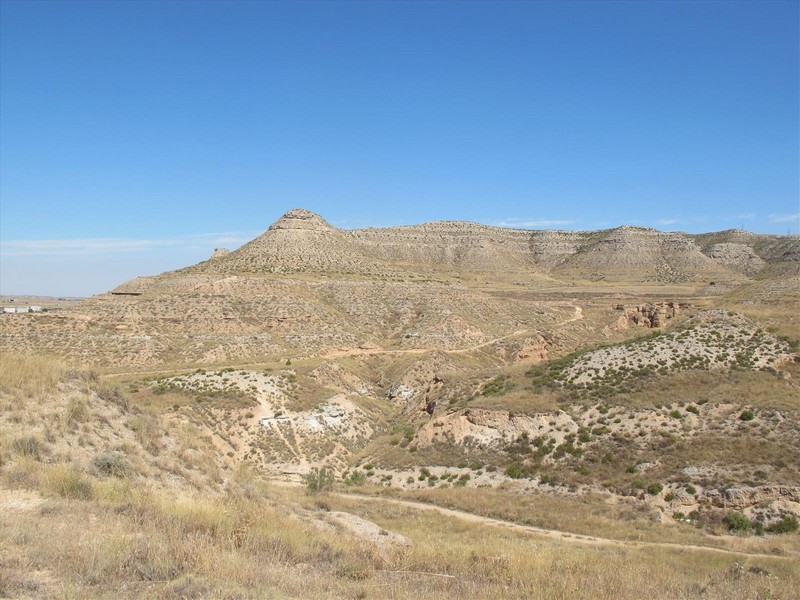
(2, 352), (799, 598)
(3, 479), (798, 600)
(371, 485), (800, 555)
(0, 353), (64, 400)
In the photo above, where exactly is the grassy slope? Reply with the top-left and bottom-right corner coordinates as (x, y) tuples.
(2, 354), (799, 599)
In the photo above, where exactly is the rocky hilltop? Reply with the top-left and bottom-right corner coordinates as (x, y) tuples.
(193, 208), (392, 276)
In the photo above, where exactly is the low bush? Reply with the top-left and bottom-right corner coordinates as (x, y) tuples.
(646, 483), (663, 496)
(343, 470), (366, 487)
(725, 511), (751, 532)
(766, 515), (799, 534)
(92, 451), (133, 478)
(96, 384), (129, 411)
(505, 464), (522, 479)
(304, 466), (334, 494)
(12, 436), (44, 460)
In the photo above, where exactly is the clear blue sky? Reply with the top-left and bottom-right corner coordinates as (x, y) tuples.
(1, 0), (798, 295)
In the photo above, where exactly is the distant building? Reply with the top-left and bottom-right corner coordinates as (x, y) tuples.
(2, 307), (14, 314)
(14, 307), (29, 313)
(29, 306), (43, 312)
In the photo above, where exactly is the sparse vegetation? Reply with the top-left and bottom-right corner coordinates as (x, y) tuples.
(92, 451), (133, 478)
(304, 466), (335, 494)
(766, 515), (799, 534)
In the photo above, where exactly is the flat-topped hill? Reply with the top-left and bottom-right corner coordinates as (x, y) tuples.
(178, 209), (798, 281)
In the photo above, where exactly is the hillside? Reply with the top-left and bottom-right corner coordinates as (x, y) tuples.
(2, 209), (797, 370)
(1, 209), (799, 599)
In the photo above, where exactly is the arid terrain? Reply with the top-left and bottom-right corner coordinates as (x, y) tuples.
(1, 209), (799, 599)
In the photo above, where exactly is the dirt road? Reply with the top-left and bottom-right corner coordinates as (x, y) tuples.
(336, 492), (798, 561)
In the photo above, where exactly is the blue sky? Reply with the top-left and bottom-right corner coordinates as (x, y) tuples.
(1, 0), (798, 296)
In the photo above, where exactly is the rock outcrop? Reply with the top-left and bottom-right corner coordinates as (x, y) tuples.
(612, 302), (686, 329)
(211, 247), (231, 259)
(705, 485), (800, 509)
(704, 243), (766, 276)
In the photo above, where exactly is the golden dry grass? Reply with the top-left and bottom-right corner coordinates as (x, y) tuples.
(3, 478), (798, 600)
(2, 353), (799, 599)
(0, 353), (64, 400)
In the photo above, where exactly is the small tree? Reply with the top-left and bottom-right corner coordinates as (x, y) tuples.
(304, 466), (334, 495)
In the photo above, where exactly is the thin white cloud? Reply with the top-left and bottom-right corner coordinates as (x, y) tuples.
(492, 218), (574, 228)
(768, 213), (800, 223)
(0, 232), (257, 257)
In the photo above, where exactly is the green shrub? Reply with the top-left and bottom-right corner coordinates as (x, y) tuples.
(505, 464), (522, 479)
(670, 410), (683, 420)
(539, 474), (558, 486)
(685, 485), (697, 495)
(725, 511), (751, 532)
(480, 375), (512, 397)
(646, 483), (663, 496)
(739, 410), (755, 421)
(766, 516), (799, 534)
(664, 492), (676, 502)
(343, 470), (366, 487)
(454, 473), (470, 487)
(304, 466), (334, 494)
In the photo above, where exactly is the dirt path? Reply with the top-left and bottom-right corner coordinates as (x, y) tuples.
(335, 492), (797, 561)
(559, 304), (583, 325)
